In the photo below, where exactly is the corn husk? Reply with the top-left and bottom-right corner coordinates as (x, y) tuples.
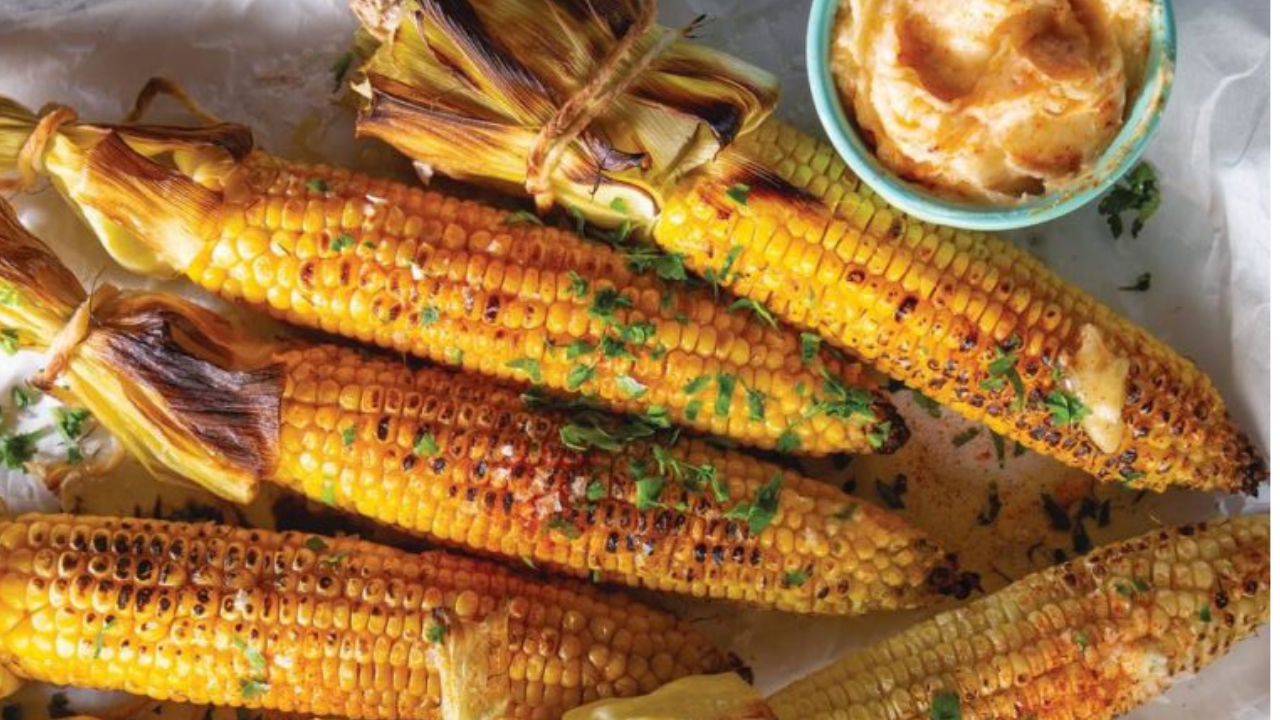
(0, 198), (280, 503)
(351, 0), (779, 228)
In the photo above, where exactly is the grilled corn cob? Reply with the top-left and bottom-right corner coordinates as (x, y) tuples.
(768, 515), (1270, 720)
(0, 513), (729, 719)
(0, 196), (962, 615)
(0, 90), (903, 458)
(349, 0), (1266, 494)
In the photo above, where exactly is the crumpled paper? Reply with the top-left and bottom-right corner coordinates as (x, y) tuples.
(0, 0), (1268, 717)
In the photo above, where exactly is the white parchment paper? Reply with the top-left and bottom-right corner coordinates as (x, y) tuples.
(0, 0), (1268, 718)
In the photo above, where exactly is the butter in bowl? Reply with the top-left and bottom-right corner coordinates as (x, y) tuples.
(806, 0), (1176, 230)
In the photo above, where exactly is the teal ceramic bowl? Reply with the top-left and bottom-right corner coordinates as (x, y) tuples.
(806, 0), (1176, 231)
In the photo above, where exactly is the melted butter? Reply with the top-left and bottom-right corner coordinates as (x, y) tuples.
(563, 674), (768, 720)
(1063, 323), (1131, 454)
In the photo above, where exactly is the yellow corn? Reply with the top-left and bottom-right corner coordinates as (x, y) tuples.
(650, 120), (1266, 493)
(347, 3), (1266, 493)
(0, 95), (904, 458)
(273, 344), (963, 614)
(0, 200), (960, 616)
(0, 514), (729, 719)
(768, 514), (1270, 720)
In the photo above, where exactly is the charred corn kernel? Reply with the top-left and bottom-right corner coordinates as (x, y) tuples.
(0, 514), (726, 719)
(0, 201), (955, 616)
(273, 344), (960, 615)
(769, 515), (1270, 720)
(653, 120), (1265, 493)
(2, 102), (903, 458)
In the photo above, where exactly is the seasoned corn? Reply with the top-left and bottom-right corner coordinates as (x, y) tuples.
(348, 0), (1266, 493)
(0, 93), (904, 458)
(0, 198), (961, 616)
(769, 515), (1270, 720)
(0, 514), (728, 719)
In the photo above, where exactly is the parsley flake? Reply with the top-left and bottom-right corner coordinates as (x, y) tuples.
(1119, 272), (1152, 292)
(0, 329), (18, 355)
(1045, 390), (1090, 426)
(728, 297), (777, 328)
(341, 425), (356, 447)
(800, 333), (821, 365)
(726, 183), (751, 205)
(1099, 161), (1160, 239)
(568, 271), (589, 298)
(506, 357), (543, 384)
(502, 210), (543, 226)
(413, 429), (440, 457)
(305, 178), (329, 193)
(930, 690), (962, 720)
(329, 233), (355, 252)
(782, 569), (809, 588)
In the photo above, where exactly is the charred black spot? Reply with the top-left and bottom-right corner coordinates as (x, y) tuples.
(895, 296), (918, 322)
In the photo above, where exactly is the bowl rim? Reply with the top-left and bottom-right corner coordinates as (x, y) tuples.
(805, 0), (1178, 231)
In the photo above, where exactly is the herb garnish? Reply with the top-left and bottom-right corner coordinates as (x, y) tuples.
(419, 306), (440, 326)
(728, 297), (777, 328)
(952, 427), (981, 447)
(506, 357), (543, 384)
(800, 333), (821, 365)
(874, 474), (908, 510)
(976, 482), (1002, 526)
(979, 334), (1025, 407)
(0, 430), (41, 469)
(930, 690), (961, 720)
(1045, 390), (1090, 426)
(568, 271), (589, 298)
(0, 329), (18, 355)
(501, 210), (543, 226)
(723, 473), (783, 536)
(782, 569), (809, 588)
(726, 183), (751, 205)
(544, 517), (583, 540)
(1099, 161), (1160, 239)
(413, 429), (441, 457)
(1119, 272), (1152, 292)
(428, 623), (447, 643)
(340, 425), (356, 447)
(330, 51), (355, 92)
(305, 178), (329, 193)
(329, 233), (354, 251)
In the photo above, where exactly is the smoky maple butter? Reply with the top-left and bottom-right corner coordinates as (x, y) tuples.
(830, 0), (1152, 203)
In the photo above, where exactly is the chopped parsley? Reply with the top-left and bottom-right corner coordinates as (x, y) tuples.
(1199, 605), (1211, 622)
(626, 247), (687, 281)
(1119, 272), (1152, 292)
(0, 284), (15, 306)
(92, 617), (116, 659)
(0, 430), (41, 469)
(814, 368), (876, 420)
(866, 421), (893, 449)
(340, 425), (356, 447)
(1073, 630), (1089, 652)
(1119, 469), (1146, 485)
(1099, 161), (1160, 239)
(1041, 494), (1072, 531)
(726, 183), (751, 205)
(714, 374), (736, 417)
(304, 177), (329, 193)
(585, 480), (607, 503)
(502, 210), (543, 226)
(413, 429), (441, 457)
(564, 340), (596, 359)
(609, 197), (627, 214)
(990, 430), (1006, 466)
(683, 400), (704, 422)
(976, 482), (1002, 526)
(723, 472), (783, 536)
(505, 357), (543, 384)
(9, 384), (34, 410)
(979, 335), (1025, 407)
(833, 502), (858, 521)
(800, 333), (821, 365)
(911, 389), (942, 417)
(746, 389), (767, 422)
(330, 51), (355, 92)
(782, 569), (809, 588)
(1045, 390), (1090, 426)
(445, 347), (464, 365)
(952, 427), (981, 447)
(568, 271), (589, 298)
(329, 233), (355, 252)
(232, 634), (268, 673)
(776, 428), (801, 453)
(544, 517), (583, 540)
(874, 474), (908, 510)
(428, 623), (447, 643)
(0, 329), (18, 355)
(53, 406), (91, 441)
(239, 678), (270, 700)
(304, 536), (328, 552)
(615, 374), (648, 399)
(683, 375), (711, 395)
(567, 363), (596, 391)
(419, 306), (440, 326)
(728, 297), (777, 328)
(713, 245), (745, 285)
(930, 690), (961, 720)
(588, 288), (632, 324)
